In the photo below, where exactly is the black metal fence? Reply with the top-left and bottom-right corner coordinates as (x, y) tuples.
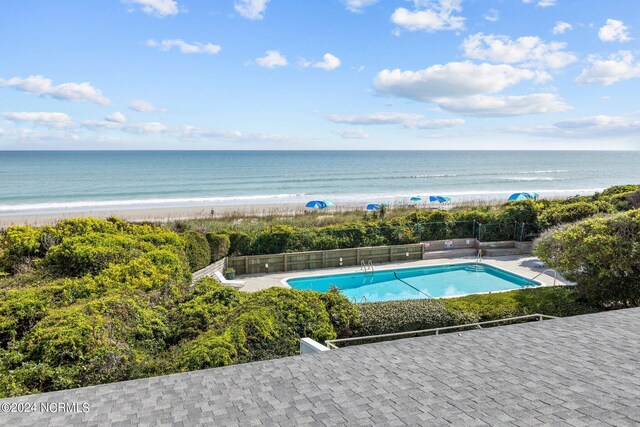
(417, 220), (537, 242)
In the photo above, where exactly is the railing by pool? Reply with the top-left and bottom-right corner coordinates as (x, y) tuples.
(324, 314), (557, 349)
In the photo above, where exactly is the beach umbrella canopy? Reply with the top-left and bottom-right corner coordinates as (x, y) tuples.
(429, 196), (451, 203)
(322, 200), (335, 207)
(366, 203), (381, 211)
(410, 196), (422, 202)
(305, 200), (327, 209)
(508, 192), (537, 201)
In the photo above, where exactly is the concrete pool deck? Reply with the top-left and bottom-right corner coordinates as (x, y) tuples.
(238, 255), (570, 293)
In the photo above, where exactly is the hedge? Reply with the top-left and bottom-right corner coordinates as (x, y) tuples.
(181, 231), (210, 271)
(534, 209), (640, 307)
(205, 233), (230, 262)
(354, 287), (598, 339)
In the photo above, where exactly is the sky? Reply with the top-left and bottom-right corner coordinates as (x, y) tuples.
(1, 0), (639, 150)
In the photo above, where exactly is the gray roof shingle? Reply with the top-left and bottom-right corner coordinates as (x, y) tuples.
(1, 308), (639, 426)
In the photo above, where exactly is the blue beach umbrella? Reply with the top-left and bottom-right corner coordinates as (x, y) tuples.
(429, 196), (452, 203)
(366, 203), (381, 211)
(322, 200), (335, 207)
(410, 196), (422, 202)
(508, 192), (538, 201)
(305, 200), (327, 209)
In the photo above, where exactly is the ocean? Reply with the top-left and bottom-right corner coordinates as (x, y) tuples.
(0, 151), (639, 215)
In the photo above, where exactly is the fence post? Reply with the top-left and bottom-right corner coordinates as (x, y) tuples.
(472, 220), (476, 239)
(244, 257), (249, 275)
(389, 246), (393, 262)
(284, 253), (288, 271)
(356, 248), (361, 264)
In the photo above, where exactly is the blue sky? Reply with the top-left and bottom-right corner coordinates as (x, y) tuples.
(1, 0), (639, 150)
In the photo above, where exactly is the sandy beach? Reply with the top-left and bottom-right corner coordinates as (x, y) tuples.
(0, 202), (375, 227)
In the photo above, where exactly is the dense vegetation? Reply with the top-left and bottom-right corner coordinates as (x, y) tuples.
(534, 208), (640, 307)
(355, 287), (598, 338)
(169, 185), (640, 256)
(0, 218), (358, 398)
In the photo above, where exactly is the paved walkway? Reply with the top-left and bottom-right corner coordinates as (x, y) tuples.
(2, 308), (639, 426)
(239, 255), (568, 292)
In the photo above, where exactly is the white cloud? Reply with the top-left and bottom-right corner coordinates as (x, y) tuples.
(374, 62), (543, 101)
(176, 125), (292, 143)
(410, 118), (466, 129)
(0, 75), (110, 105)
(300, 53), (341, 71)
(146, 39), (221, 55)
(333, 128), (370, 139)
(2, 112), (74, 129)
(342, 0), (378, 13)
(83, 119), (168, 134)
(575, 51), (640, 85)
(129, 99), (166, 112)
(461, 33), (577, 69)
(234, 0), (270, 20)
(484, 9), (499, 23)
(552, 21), (572, 35)
(105, 112), (127, 123)
(326, 112), (464, 129)
(437, 94), (569, 117)
(373, 62), (568, 117)
(510, 114), (640, 138)
(254, 50), (288, 68)
(122, 0), (179, 17)
(391, 0), (464, 32)
(599, 19), (632, 42)
(522, 0), (556, 7)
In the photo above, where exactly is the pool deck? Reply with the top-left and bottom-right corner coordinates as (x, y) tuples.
(2, 308), (639, 426)
(238, 255), (569, 293)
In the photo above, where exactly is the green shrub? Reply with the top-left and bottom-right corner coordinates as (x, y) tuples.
(252, 225), (297, 255)
(534, 209), (640, 307)
(176, 330), (240, 371)
(601, 184), (640, 197)
(181, 231), (210, 271)
(44, 233), (154, 277)
(356, 299), (465, 336)
(538, 201), (614, 229)
(205, 233), (230, 262)
(0, 226), (44, 273)
(228, 231), (251, 256)
(442, 287), (596, 322)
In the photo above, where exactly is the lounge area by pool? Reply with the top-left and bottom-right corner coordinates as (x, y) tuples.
(285, 263), (540, 302)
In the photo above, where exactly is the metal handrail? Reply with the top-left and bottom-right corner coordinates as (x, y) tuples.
(531, 268), (557, 286)
(360, 260), (366, 271)
(325, 314), (557, 349)
(367, 260), (374, 272)
(476, 249), (483, 263)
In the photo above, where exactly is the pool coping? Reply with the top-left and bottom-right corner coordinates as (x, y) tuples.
(279, 259), (545, 301)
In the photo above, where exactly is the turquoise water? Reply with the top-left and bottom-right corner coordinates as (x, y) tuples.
(286, 263), (539, 302)
(0, 151), (639, 214)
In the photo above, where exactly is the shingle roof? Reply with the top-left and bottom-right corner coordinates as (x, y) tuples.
(2, 308), (640, 426)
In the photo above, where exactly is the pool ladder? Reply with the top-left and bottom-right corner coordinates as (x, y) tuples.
(530, 268), (558, 286)
(360, 260), (374, 275)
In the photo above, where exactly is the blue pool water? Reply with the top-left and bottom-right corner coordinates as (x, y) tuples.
(286, 263), (539, 302)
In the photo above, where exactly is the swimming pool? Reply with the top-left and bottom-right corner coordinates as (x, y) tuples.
(285, 263), (540, 302)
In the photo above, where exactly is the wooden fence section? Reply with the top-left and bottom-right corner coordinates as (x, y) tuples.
(191, 257), (227, 284)
(228, 243), (424, 275)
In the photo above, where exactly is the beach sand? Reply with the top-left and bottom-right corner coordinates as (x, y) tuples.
(0, 196), (542, 228)
(0, 202), (371, 227)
